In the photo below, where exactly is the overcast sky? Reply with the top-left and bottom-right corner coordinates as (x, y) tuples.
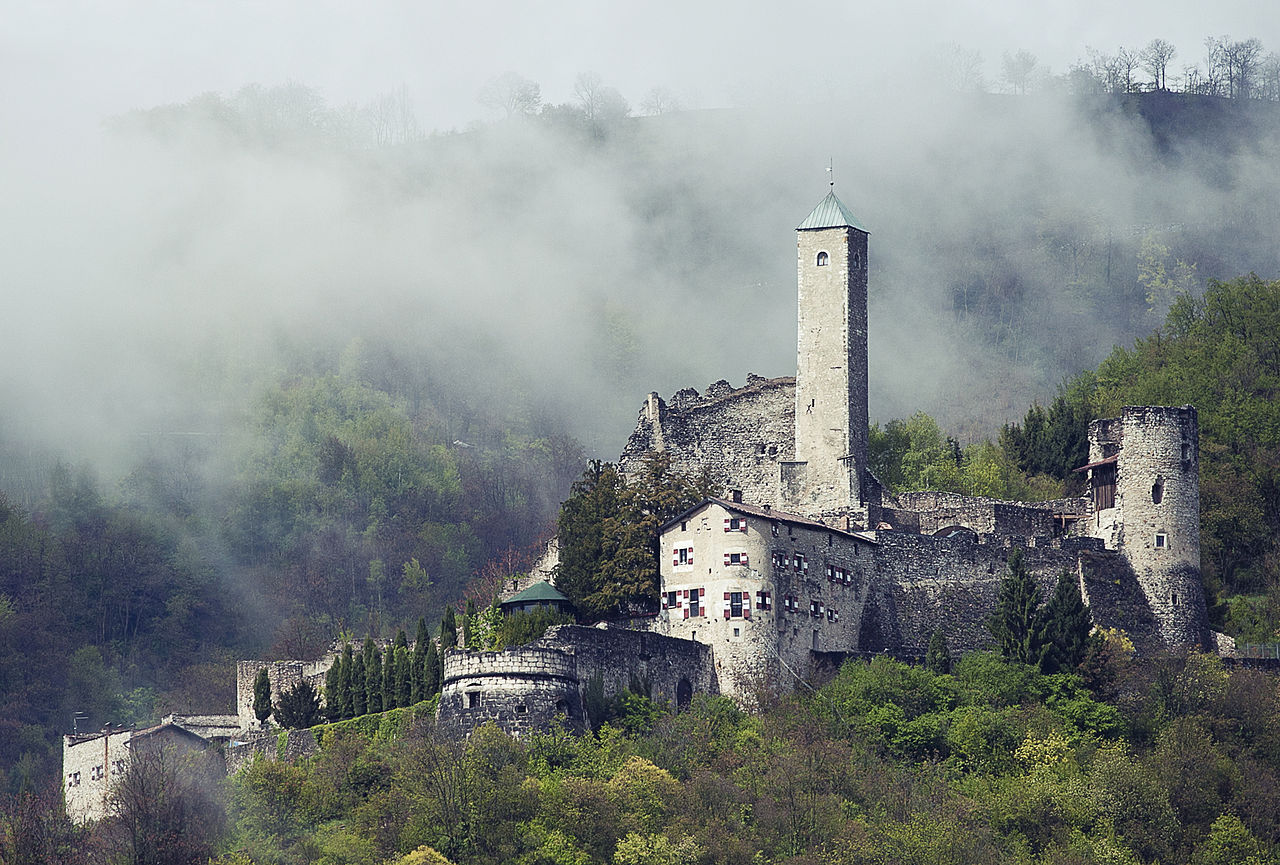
(7, 0), (1278, 135)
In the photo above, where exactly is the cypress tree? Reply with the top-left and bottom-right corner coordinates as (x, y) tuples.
(988, 549), (1048, 666)
(424, 640), (442, 697)
(440, 607), (458, 651)
(338, 643), (356, 719)
(351, 653), (366, 716)
(365, 639), (382, 714)
(394, 632), (409, 706)
(412, 617), (429, 702)
(1041, 572), (1094, 673)
(252, 667), (273, 727)
(382, 644), (397, 709)
(324, 657), (343, 722)
(926, 628), (952, 675)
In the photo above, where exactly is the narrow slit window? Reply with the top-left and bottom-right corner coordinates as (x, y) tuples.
(1152, 479), (1164, 504)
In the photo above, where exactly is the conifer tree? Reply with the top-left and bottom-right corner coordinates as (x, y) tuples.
(274, 681), (323, 729)
(365, 639), (382, 714)
(412, 617), (429, 703)
(1041, 572), (1095, 673)
(926, 628), (952, 674)
(988, 548), (1048, 666)
(252, 667), (273, 727)
(396, 644), (412, 706)
(382, 644), (397, 709)
(424, 640), (442, 697)
(351, 653), (366, 716)
(439, 607), (457, 651)
(324, 657), (343, 722)
(338, 643), (356, 719)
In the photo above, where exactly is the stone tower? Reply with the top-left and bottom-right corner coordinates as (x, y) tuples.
(1086, 405), (1206, 648)
(782, 190), (870, 525)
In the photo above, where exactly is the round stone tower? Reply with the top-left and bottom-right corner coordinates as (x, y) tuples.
(1089, 405), (1205, 648)
(437, 646), (584, 737)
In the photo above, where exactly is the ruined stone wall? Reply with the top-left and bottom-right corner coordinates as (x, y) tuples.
(437, 645), (584, 738)
(236, 659), (330, 730)
(889, 491), (1089, 538)
(863, 533), (1088, 653)
(539, 625), (717, 711)
(619, 376), (795, 507)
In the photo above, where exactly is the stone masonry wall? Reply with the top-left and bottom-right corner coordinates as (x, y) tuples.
(236, 659), (331, 730)
(619, 376), (795, 508)
(437, 645), (584, 738)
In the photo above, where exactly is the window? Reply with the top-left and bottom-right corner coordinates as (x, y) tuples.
(826, 607), (840, 623)
(783, 595), (798, 612)
(733, 627), (740, 637)
(852, 252), (861, 269)
(771, 522), (780, 538)
(724, 516), (747, 533)
(1171, 592), (1179, 607)
(1155, 533), (1168, 549)
(816, 251), (829, 266)
(1092, 462), (1117, 511)
(664, 590), (678, 610)
(91, 764), (103, 781)
(681, 521), (687, 531)
(515, 704), (528, 714)
(1152, 480), (1164, 504)
(793, 553), (808, 574)
(467, 691), (481, 708)
(689, 589), (702, 617)
(724, 591), (750, 619)
(1182, 443), (1191, 462)
(756, 590), (773, 610)
(772, 550), (788, 570)
(827, 564), (849, 584)
(724, 551), (749, 567)
(673, 546), (694, 567)
(809, 600), (824, 617)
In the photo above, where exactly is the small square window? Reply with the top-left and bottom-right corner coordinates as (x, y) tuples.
(1155, 533), (1168, 549)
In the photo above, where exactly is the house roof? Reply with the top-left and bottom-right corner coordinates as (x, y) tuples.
(501, 580), (570, 607)
(661, 497), (878, 544)
(797, 190), (868, 232)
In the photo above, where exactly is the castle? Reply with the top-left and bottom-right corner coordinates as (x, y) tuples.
(439, 187), (1217, 729)
(63, 191), (1219, 809)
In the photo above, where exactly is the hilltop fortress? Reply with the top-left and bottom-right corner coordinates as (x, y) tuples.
(435, 189), (1216, 733)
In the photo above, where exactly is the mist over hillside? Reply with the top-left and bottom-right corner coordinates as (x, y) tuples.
(3, 84), (1278, 488)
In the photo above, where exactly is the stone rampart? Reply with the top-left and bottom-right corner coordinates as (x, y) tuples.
(438, 645), (584, 738)
(620, 376), (795, 507)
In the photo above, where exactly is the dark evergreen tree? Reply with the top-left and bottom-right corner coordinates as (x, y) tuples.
(274, 681), (323, 729)
(440, 607), (458, 651)
(337, 643), (356, 719)
(424, 640), (442, 697)
(252, 667), (272, 727)
(1041, 572), (1095, 673)
(988, 549), (1048, 666)
(351, 653), (366, 716)
(396, 645), (412, 706)
(324, 657), (343, 722)
(365, 638), (382, 714)
(382, 644), (397, 710)
(412, 617), (429, 703)
(926, 628), (952, 674)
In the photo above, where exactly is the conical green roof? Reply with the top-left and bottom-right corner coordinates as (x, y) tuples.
(502, 580), (570, 606)
(797, 190), (867, 232)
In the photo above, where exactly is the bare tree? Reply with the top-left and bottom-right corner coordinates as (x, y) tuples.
(478, 72), (542, 119)
(639, 86), (682, 116)
(935, 42), (986, 93)
(574, 72), (630, 134)
(0, 785), (92, 865)
(1225, 38), (1265, 98)
(1114, 46), (1141, 93)
(1001, 50), (1041, 95)
(1141, 39), (1178, 91)
(105, 745), (225, 865)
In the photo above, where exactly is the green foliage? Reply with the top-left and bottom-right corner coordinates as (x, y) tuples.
(988, 549), (1049, 666)
(1041, 572), (1097, 673)
(439, 607), (458, 651)
(999, 371), (1096, 483)
(554, 453), (715, 619)
(412, 617), (429, 703)
(491, 607), (576, 650)
(424, 640), (442, 698)
(253, 666), (273, 726)
(274, 680), (323, 729)
(925, 628), (952, 674)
